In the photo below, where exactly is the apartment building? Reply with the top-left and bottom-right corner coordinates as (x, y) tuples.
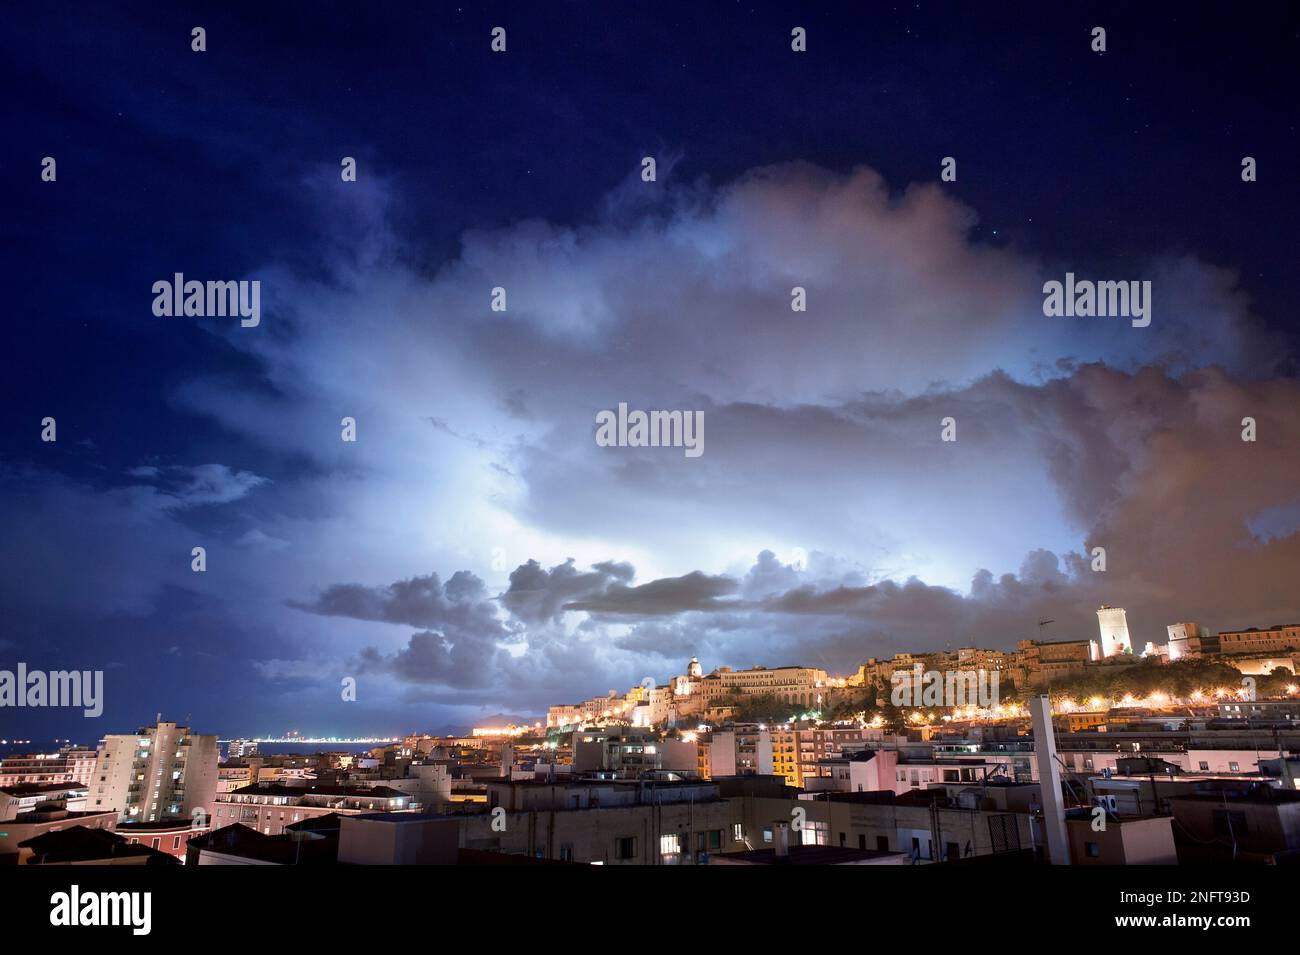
(467, 778), (743, 864)
(0, 748), (97, 787)
(797, 725), (889, 782)
(91, 720), (219, 824)
(115, 818), (211, 862)
(0, 782), (119, 861)
(709, 727), (773, 778)
(214, 782), (415, 835)
(572, 731), (697, 776)
(218, 763), (257, 794)
(1167, 785), (1300, 863)
(1066, 809), (1178, 864)
(0, 781), (89, 821)
(803, 749), (900, 794)
(1216, 699), (1300, 723)
(723, 779), (1035, 862)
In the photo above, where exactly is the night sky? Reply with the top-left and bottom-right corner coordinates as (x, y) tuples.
(3, 3), (1299, 743)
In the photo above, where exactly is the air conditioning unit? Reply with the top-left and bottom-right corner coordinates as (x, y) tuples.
(1094, 794), (1118, 812)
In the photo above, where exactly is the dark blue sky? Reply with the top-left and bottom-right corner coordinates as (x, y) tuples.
(3, 2), (1298, 745)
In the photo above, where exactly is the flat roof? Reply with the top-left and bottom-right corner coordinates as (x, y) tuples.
(1168, 788), (1300, 804)
(718, 845), (905, 865)
(0, 782), (87, 796)
(228, 783), (410, 798)
(346, 812), (456, 824)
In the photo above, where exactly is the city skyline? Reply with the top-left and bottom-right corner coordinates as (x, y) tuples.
(4, 602), (1297, 742)
(4, 4), (1299, 744)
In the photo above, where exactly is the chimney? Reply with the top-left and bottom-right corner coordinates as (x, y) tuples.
(772, 820), (790, 859)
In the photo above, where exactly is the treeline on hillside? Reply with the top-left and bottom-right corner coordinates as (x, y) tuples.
(1034, 656), (1295, 701)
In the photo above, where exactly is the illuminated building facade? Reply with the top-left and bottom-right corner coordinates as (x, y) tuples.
(1096, 606), (1134, 658)
(91, 720), (219, 825)
(1217, 624), (1300, 656)
(214, 782), (414, 835)
(548, 658), (833, 730)
(0, 747), (96, 788)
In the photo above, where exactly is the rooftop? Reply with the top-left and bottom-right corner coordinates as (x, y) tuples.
(716, 845), (905, 865)
(18, 825), (180, 865)
(228, 783), (409, 798)
(0, 782), (88, 797)
(1168, 786), (1300, 805)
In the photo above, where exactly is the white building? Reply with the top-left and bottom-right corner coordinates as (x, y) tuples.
(91, 720), (219, 824)
(226, 738), (258, 760)
(1097, 606), (1133, 658)
(1166, 622), (1203, 661)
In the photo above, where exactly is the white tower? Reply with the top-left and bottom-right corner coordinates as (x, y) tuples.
(1096, 606), (1133, 658)
(687, 656), (703, 678)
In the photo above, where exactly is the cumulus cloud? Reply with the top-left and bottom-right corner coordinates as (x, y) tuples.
(356, 630), (499, 689)
(498, 559), (632, 624)
(562, 570), (739, 616)
(293, 570), (511, 638)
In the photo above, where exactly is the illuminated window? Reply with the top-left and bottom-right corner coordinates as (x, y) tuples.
(803, 821), (829, 846)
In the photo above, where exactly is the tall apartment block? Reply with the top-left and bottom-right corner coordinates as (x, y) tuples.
(91, 720), (219, 824)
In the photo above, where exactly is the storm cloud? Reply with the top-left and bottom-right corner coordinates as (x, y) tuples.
(8, 159), (1296, 728)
